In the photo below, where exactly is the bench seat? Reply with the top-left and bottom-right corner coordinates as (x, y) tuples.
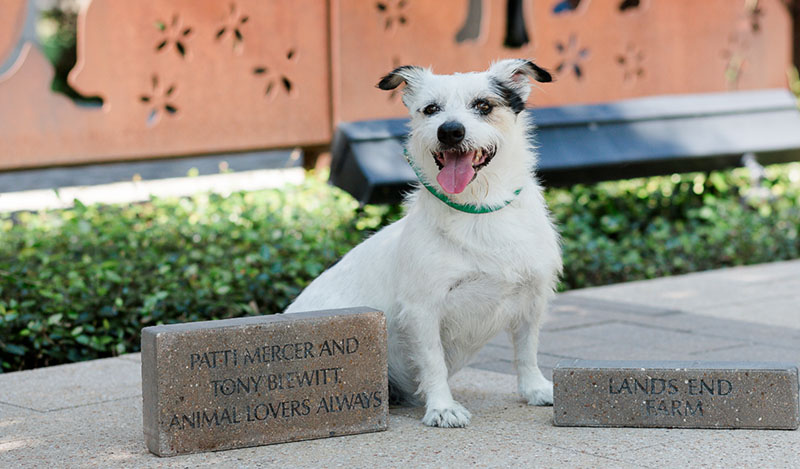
(330, 89), (800, 205)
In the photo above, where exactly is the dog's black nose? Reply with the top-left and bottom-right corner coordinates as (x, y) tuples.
(437, 121), (465, 147)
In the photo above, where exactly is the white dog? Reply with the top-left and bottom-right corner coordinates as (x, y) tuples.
(286, 59), (561, 428)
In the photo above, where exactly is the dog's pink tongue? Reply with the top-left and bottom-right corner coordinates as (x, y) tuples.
(436, 150), (475, 194)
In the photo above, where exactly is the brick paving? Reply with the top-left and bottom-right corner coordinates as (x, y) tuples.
(472, 272), (800, 379)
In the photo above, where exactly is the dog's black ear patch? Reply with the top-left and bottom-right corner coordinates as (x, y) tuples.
(489, 59), (552, 113)
(490, 58), (553, 85)
(522, 60), (552, 83)
(491, 79), (527, 114)
(377, 65), (424, 90)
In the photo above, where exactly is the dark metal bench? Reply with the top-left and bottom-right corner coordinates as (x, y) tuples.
(330, 89), (800, 205)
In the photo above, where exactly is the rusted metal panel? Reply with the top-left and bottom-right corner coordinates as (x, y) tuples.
(332, 0), (793, 122)
(0, 0), (330, 170)
(0, 0), (794, 171)
(0, 0), (27, 66)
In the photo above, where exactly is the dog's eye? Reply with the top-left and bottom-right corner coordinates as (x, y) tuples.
(474, 100), (493, 116)
(422, 104), (440, 116)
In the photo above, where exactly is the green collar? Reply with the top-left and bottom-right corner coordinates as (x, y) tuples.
(403, 149), (522, 214)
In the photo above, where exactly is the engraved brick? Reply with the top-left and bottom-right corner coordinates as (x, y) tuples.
(553, 360), (799, 430)
(141, 307), (388, 457)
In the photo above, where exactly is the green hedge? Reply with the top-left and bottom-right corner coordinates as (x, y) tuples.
(0, 180), (400, 371)
(556, 165), (800, 286)
(2, 165), (799, 372)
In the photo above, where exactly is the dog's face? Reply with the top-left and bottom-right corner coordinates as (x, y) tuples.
(378, 59), (551, 195)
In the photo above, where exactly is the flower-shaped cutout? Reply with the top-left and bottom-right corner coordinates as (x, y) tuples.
(616, 43), (644, 82)
(722, 32), (749, 89)
(553, 0), (582, 14)
(555, 34), (589, 79)
(376, 0), (408, 32)
(252, 49), (298, 99)
(139, 75), (178, 127)
(155, 14), (192, 58)
(746, 0), (763, 33)
(215, 3), (249, 51)
(618, 0), (640, 12)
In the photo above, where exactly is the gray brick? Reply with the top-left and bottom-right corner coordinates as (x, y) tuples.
(141, 308), (388, 456)
(567, 322), (745, 354)
(553, 360), (800, 429)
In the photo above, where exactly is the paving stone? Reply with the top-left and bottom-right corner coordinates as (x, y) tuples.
(141, 307), (388, 456)
(487, 331), (513, 348)
(468, 350), (567, 380)
(567, 322), (745, 354)
(689, 275), (800, 308)
(614, 427), (800, 468)
(489, 319), (614, 350)
(3, 363), (800, 468)
(704, 259), (800, 282)
(473, 342), (512, 359)
(0, 368), (641, 468)
(538, 352), (574, 368)
(555, 293), (679, 316)
(0, 357), (141, 412)
(0, 396), (145, 468)
(701, 295), (800, 329)
(0, 402), (36, 419)
(539, 330), (608, 353)
(4, 260), (800, 467)
(542, 315), (619, 332)
(566, 260), (800, 326)
(622, 311), (730, 335)
(118, 353), (141, 364)
(554, 343), (690, 361)
(487, 322), (615, 353)
(633, 313), (800, 349)
(469, 359), (517, 376)
(688, 344), (800, 362)
(553, 360), (800, 429)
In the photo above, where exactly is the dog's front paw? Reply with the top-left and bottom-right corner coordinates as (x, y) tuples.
(520, 379), (554, 406)
(422, 401), (472, 428)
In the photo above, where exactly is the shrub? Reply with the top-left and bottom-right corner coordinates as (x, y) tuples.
(552, 164), (800, 288)
(1, 164), (799, 372)
(0, 178), (400, 371)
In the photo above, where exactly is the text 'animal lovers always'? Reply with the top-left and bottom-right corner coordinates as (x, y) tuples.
(141, 308), (388, 457)
(170, 336), (375, 431)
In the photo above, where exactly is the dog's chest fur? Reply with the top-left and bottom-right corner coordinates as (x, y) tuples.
(403, 184), (559, 293)
(394, 187), (560, 369)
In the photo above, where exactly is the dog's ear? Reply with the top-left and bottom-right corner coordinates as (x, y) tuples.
(377, 65), (425, 90)
(490, 58), (552, 84)
(489, 59), (552, 112)
(377, 65), (426, 107)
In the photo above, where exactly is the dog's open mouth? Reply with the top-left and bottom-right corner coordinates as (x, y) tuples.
(432, 146), (496, 194)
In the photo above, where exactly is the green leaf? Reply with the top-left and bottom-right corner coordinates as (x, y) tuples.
(5, 344), (26, 356)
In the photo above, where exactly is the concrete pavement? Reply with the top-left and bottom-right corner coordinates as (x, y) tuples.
(0, 150), (302, 213)
(1, 260), (799, 468)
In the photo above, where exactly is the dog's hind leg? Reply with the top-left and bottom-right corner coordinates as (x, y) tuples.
(511, 298), (554, 406)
